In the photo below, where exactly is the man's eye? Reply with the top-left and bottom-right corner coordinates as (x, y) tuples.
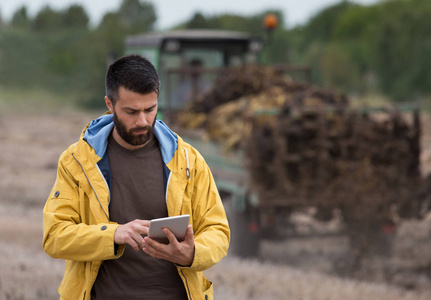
(146, 106), (157, 112)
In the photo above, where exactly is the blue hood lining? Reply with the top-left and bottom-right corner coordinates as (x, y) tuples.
(83, 114), (178, 165)
(83, 115), (115, 158)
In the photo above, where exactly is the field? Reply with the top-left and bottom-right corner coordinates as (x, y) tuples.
(1, 101), (431, 299)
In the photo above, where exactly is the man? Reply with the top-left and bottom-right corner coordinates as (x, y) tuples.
(43, 54), (230, 300)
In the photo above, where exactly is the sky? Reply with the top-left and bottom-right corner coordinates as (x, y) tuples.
(0, 0), (378, 29)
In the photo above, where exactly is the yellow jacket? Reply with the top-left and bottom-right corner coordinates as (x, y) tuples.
(43, 113), (230, 300)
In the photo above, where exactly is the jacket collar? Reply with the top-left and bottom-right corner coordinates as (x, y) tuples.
(82, 113), (178, 165)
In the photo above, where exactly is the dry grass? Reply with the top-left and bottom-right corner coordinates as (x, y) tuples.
(1, 107), (431, 299)
(206, 256), (431, 300)
(0, 110), (94, 300)
(0, 205), (64, 299)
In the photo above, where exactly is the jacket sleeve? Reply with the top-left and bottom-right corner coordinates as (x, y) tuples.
(183, 153), (230, 272)
(42, 152), (125, 262)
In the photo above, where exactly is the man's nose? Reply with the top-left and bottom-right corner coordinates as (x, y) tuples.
(136, 112), (149, 127)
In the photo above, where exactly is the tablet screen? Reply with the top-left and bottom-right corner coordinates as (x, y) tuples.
(148, 214), (190, 244)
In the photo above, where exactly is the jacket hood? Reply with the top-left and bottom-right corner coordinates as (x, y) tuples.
(83, 113), (178, 165)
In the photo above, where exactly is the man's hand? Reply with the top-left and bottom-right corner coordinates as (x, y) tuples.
(142, 225), (195, 266)
(114, 219), (150, 251)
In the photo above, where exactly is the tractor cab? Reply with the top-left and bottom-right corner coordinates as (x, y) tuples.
(124, 30), (263, 117)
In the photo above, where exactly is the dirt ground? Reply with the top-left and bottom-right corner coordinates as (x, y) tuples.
(0, 109), (431, 299)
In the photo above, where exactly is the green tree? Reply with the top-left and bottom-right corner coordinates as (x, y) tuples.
(300, 1), (356, 48)
(10, 6), (30, 29)
(33, 6), (62, 31)
(62, 4), (89, 29)
(332, 4), (382, 71)
(97, 12), (126, 54)
(118, 0), (156, 34)
(0, 30), (49, 88)
(185, 12), (211, 29)
(290, 1), (387, 91)
(319, 43), (361, 92)
(373, 0), (431, 99)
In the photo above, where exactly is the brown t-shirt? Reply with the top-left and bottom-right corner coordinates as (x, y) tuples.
(91, 133), (188, 300)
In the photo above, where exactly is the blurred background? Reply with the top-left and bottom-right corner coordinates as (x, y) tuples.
(1, 0), (431, 299)
(2, 0), (429, 109)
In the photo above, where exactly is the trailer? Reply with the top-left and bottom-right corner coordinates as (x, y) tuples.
(124, 29), (424, 260)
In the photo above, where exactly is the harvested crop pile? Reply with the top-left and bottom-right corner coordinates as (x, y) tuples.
(179, 64), (348, 149)
(247, 108), (421, 221)
(204, 86), (348, 150)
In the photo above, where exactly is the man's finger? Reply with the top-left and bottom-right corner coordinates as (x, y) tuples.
(126, 235), (140, 252)
(131, 220), (150, 235)
(184, 225), (194, 243)
(125, 229), (145, 251)
(162, 228), (179, 245)
(135, 235), (146, 251)
(143, 237), (165, 257)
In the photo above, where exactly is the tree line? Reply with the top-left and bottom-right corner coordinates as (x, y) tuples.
(0, 0), (429, 108)
(0, 0), (156, 108)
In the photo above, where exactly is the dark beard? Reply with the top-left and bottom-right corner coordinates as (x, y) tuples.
(113, 113), (155, 146)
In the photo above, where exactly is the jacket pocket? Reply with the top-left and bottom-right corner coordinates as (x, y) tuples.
(203, 279), (213, 300)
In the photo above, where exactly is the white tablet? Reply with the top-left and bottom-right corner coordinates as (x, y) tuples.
(148, 214), (190, 244)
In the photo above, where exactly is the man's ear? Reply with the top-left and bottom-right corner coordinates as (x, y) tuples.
(105, 96), (114, 113)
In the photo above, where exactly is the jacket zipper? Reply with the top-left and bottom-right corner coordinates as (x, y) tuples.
(95, 164), (111, 209)
(181, 269), (193, 300)
(181, 148), (192, 299)
(72, 153), (110, 222)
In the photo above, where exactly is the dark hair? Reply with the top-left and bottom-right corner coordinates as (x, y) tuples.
(105, 54), (160, 105)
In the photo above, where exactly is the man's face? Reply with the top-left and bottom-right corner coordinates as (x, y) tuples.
(105, 86), (158, 149)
